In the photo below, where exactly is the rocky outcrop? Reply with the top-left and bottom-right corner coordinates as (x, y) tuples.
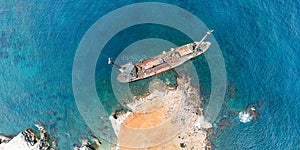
(109, 77), (213, 149)
(0, 124), (51, 150)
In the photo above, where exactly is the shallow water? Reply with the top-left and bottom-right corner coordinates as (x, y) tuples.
(0, 0), (299, 149)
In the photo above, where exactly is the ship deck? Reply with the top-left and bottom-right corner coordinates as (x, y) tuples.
(117, 41), (210, 82)
(134, 43), (196, 79)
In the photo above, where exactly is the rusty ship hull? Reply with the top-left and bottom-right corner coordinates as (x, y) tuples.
(112, 30), (214, 83)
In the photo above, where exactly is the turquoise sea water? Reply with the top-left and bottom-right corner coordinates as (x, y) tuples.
(0, 0), (299, 149)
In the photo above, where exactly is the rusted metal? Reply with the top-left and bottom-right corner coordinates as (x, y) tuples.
(115, 30), (213, 83)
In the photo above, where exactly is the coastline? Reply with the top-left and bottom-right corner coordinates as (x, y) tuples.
(0, 125), (102, 150)
(110, 76), (212, 149)
(0, 124), (53, 150)
(0, 76), (211, 150)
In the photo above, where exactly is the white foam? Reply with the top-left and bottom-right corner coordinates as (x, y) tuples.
(238, 111), (253, 123)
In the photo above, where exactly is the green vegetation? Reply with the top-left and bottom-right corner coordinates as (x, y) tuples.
(180, 143), (186, 148)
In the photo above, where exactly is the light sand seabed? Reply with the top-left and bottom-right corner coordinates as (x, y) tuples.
(110, 77), (212, 150)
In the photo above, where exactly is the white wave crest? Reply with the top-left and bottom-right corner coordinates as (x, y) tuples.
(238, 111), (253, 123)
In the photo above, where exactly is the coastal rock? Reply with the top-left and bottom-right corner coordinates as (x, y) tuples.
(0, 125), (50, 150)
(109, 77), (212, 149)
(0, 135), (11, 144)
(74, 139), (98, 150)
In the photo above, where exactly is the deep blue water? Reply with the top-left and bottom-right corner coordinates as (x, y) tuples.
(0, 0), (299, 149)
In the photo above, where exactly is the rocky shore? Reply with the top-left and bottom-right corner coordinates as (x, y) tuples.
(110, 77), (212, 149)
(0, 125), (101, 150)
(0, 76), (211, 150)
(0, 124), (52, 150)
(73, 132), (102, 150)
